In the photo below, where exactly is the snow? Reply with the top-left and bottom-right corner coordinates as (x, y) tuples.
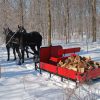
(0, 41), (100, 100)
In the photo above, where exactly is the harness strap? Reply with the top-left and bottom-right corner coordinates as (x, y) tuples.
(6, 32), (17, 46)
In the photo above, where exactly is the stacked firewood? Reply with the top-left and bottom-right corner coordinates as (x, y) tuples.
(57, 54), (100, 73)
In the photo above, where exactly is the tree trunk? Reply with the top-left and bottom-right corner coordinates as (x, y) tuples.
(78, 0), (83, 40)
(3, 0), (7, 27)
(92, 0), (96, 42)
(47, 0), (51, 46)
(67, 0), (70, 43)
(19, 0), (24, 26)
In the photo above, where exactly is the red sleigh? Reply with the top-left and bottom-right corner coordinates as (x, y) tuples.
(37, 45), (100, 83)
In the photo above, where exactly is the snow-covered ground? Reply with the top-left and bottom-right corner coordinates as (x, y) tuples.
(0, 41), (100, 100)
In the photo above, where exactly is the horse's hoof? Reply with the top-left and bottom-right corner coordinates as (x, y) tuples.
(18, 62), (21, 65)
(22, 61), (24, 63)
(13, 58), (16, 61)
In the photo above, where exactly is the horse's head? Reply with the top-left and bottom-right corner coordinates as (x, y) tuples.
(3, 27), (13, 36)
(15, 25), (27, 45)
(17, 25), (26, 35)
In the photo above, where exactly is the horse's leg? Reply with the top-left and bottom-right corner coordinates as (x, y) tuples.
(26, 46), (29, 58)
(30, 45), (38, 70)
(15, 47), (22, 65)
(21, 47), (25, 63)
(6, 46), (10, 61)
(37, 44), (40, 55)
(30, 45), (37, 55)
(13, 47), (16, 60)
(36, 44), (40, 61)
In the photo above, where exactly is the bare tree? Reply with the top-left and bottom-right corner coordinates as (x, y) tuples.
(78, 0), (83, 39)
(47, 0), (51, 46)
(66, 0), (70, 43)
(91, 0), (97, 42)
(3, 0), (7, 27)
(19, 0), (24, 26)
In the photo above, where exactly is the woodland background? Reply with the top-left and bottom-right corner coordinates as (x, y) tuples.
(0, 0), (100, 45)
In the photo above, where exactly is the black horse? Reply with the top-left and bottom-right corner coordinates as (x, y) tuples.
(16, 25), (42, 64)
(3, 27), (29, 65)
